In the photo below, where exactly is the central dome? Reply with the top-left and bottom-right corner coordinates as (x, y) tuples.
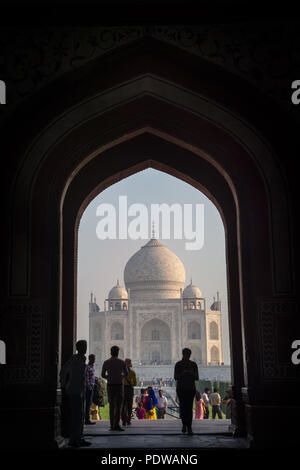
(124, 238), (185, 299)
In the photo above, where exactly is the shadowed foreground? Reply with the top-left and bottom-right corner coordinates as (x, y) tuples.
(74, 419), (248, 449)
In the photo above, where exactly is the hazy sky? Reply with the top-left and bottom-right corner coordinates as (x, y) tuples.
(77, 168), (231, 364)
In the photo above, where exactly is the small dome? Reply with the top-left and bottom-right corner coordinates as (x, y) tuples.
(183, 281), (202, 299)
(108, 280), (128, 300)
(210, 299), (221, 310)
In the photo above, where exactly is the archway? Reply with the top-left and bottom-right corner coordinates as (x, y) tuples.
(3, 37), (296, 448)
(210, 346), (220, 365)
(140, 319), (171, 365)
(188, 321), (201, 340)
(111, 322), (124, 340)
(209, 321), (219, 340)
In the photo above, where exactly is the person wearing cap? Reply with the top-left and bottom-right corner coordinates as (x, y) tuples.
(121, 358), (137, 426)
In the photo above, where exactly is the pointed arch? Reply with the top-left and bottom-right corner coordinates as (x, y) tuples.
(210, 321), (219, 340)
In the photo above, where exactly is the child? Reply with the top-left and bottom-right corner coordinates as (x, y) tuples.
(194, 391), (205, 419)
(136, 402), (146, 420)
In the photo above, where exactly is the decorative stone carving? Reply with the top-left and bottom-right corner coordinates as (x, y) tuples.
(2, 303), (44, 384)
(139, 313), (172, 324)
(259, 299), (298, 380)
(1, 22), (299, 119)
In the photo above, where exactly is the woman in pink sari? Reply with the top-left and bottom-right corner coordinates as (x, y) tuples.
(194, 391), (205, 419)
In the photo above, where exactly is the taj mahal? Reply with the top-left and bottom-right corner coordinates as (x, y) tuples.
(89, 236), (231, 382)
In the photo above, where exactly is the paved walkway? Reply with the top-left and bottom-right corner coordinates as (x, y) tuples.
(81, 419), (248, 449)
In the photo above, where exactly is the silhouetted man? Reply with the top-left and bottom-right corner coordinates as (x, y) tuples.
(210, 387), (223, 419)
(174, 348), (199, 435)
(101, 346), (128, 431)
(202, 387), (210, 419)
(60, 340), (91, 447)
(121, 358), (137, 426)
(85, 353), (96, 425)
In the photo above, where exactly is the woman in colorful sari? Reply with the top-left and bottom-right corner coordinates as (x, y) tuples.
(144, 387), (158, 420)
(194, 391), (205, 419)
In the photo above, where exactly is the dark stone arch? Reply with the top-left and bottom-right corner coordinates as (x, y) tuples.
(1, 37), (298, 450)
(25, 123), (268, 446)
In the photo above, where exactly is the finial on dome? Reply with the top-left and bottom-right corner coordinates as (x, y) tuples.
(117, 279), (119, 286)
(151, 221), (155, 238)
(190, 278), (193, 285)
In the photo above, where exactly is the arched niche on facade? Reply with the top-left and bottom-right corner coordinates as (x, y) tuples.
(188, 321), (201, 339)
(211, 346), (220, 364)
(93, 324), (101, 341)
(141, 319), (170, 341)
(141, 319), (171, 364)
(190, 345), (202, 363)
(111, 322), (124, 340)
(210, 321), (219, 340)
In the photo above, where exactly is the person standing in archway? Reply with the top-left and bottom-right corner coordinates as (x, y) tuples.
(60, 340), (91, 447)
(85, 353), (96, 425)
(222, 390), (232, 419)
(144, 387), (158, 419)
(121, 358), (137, 426)
(156, 389), (168, 419)
(101, 345), (128, 431)
(194, 391), (205, 419)
(210, 387), (223, 419)
(202, 388), (211, 419)
(174, 348), (199, 435)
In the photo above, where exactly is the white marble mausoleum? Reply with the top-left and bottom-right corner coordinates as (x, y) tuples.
(89, 236), (230, 381)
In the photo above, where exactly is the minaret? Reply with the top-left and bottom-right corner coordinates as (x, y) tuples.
(89, 291), (93, 314)
(217, 290), (223, 364)
(216, 291), (221, 310)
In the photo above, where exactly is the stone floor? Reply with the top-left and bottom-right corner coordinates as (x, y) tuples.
(78, 419), (248, 449)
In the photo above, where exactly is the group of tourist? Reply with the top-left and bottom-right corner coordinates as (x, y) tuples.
(134, 387), (168, 420)
(194, 388), (232, 420)
(140, 377), (175, 387)
(60, 340), (232, 447)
